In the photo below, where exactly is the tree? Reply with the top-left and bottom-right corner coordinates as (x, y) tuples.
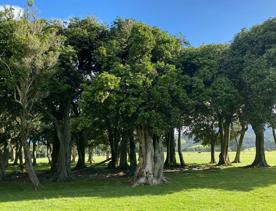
(225, 18), (276, 167)
(177, 45), (236, 166)
(0, 7), (62, 188)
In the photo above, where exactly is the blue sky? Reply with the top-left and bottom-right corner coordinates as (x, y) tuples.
(0, 0), (275, 46)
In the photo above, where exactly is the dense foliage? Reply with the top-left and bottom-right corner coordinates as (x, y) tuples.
(0, 3), (275, 189)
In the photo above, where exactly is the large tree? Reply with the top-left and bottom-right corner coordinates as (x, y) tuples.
(0, 7), (62, 188)
(225, 18), (276, 167)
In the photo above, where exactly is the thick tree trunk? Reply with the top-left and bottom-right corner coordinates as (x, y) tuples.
(164, 128), (176, 168)
(133, 127), (166, 186)
(20, 109), (40, 190)
(129, 131), (137, 175)
(218, 120), (231, 166)
(52, 101), (71, 181)
(177, 127), (185, 167)
(75, 131), (87, 170)
(119, 131), (129, 170)
(250, 123), (269, 167)
(50, 137), (59, 172)
(232, 124), (247, 163)
(210, 137), (216, 164)
(32, 139), (37, 166)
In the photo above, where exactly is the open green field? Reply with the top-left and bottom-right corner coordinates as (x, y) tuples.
(1, 151), (276, 210)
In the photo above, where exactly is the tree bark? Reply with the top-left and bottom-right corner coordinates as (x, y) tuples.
(20, 109), (40, 190)
(52, 101), (72, 181)
(272, 127), (276, 145)
(250, 123), (269, 167)
(177, 127), (185, 167)
(108, 128), (119, 169)
(119, 131), (129, 170)
(133, 126), (166, 186)
(47, 141), (52, 165)
(0, 143), (9, 180)
(32, 139), (37, 166)
(232, 124), (247, 163)
(210, 137), (216, 164)
(129, 131), (137, 175)
(71, 145), (77, 163)
(75, 131), (87, 170)
(164, 128), (176, 168)
(50, 137), (59, 172)
(88, 145), (94, 164)
(218, 120), (231, 166)
(13, 142), (19, 165)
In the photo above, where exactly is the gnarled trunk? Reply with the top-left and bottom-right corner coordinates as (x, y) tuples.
(250, 123), (268, 167)
(218, 120), (231, 166)
(164, 128), (176, 168)
(133, 126), (166, 186)
(232, 124), (247, 163)
(177, 127), (185, 167)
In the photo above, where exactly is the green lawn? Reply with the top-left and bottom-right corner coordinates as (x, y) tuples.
(1, 151), (276, 210)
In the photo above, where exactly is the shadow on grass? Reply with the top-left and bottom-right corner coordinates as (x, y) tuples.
(1, 165), (276, 203)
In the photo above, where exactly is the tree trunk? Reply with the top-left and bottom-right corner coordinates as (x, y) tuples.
(232, 124), (247, 163)
(164, 128), (176, 168)
(50, 137), (59, 172)
(75, 131), (87, 170)
(210, 137), (216, 164)
(250, 123), (269, 167)
(218, 120), (231, 166)
(129, 131), (137, 175)
(52, 101), (71, 181)
(13, 142), (19, 165)
(88, 146), (93, 164)
(177, 127), (185, 167)
(108, 128), (119, 169)
(133, 126), (166, 186)
(0, 143), (9, 180)
(272, 127), (276, 145)
(47, 141), (52, 165)
(19, 143), (24, 171)
(71, 145), (77, 163)
(20, 109), (40, 190)
(119, 131), (129, 170)
(32, 139), (37, 166)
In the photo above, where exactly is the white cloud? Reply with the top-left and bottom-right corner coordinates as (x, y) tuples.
(0, 5), (24, 19)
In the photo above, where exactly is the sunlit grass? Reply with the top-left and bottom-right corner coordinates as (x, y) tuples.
(1, 150), (276, 210)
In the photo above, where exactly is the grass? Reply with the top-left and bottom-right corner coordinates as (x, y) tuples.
(1, 151), (276, 210)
